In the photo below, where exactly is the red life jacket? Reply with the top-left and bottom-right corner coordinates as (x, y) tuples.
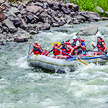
(34, 50), (42, 55)
(62, 49), (67, 55)
(65, 42), (70, 45)
(97, 40), (105, 51)
(81, 47), (86, 51)
(61, 45), (70, 56)
(53, 46), (60, 55)
(33, 44), (42, 55)
(67, 48), (72, 54)
(81, 39), (85, 42)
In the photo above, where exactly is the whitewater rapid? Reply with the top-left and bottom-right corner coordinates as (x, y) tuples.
(0, 21), (108, 108)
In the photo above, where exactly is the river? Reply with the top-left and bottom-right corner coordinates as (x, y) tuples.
(1, 21), (108, 108)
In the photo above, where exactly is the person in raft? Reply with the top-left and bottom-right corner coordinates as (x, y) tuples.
(28, 41), (42, 56)
(76, 37), (87, 55)
(41, 49), (49, 56)
(92, 37), (107, 55)
(71, 36), (81, 55)
(52, 42), (60, 58)
(56, 41), (74, 59)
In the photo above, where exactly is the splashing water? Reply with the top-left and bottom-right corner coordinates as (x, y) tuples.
(1, 21), (108, 108)
(16, 56), (30, 69)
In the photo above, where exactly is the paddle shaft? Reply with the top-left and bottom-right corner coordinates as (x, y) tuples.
(48, 49), (53, 54)
(27, 44), (31, 62)
(86, 50), (108, 53)
(57, 48), (88, 66)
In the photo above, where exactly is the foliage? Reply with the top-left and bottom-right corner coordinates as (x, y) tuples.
(9, 0), (15, 2)
(69, 0), (108, 17)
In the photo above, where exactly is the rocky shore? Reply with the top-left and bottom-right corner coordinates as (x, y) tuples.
(0, 0), (108, 45)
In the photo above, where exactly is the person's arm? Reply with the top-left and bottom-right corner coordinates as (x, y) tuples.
(46, 52), (49, 56)
(102, 42), (107, 51)
(30, 42), (41, 49)
(58, 45), (62, 49)
(81, 45), (86, 50)
(74, 45), (78, 49)
(68, 45), (74, 55)
(33, 44), (41, 49)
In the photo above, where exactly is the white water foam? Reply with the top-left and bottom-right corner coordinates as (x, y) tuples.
(96, 31), (102, 37)
(10, 56), (30, 69)
(17, 56), (30, 69)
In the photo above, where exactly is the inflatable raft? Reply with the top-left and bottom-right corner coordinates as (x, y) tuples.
(28, 55), (108, 71)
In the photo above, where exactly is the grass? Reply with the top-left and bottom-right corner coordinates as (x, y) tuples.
(68, 0), (108, 17)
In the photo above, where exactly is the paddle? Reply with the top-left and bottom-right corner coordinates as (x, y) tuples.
(57, 48), (88, 66)
(92, 44), (108, 57)
(49, 40), (70, 54)
(48, 42), (61, 54)
(85, 50), (108, 52)
(48, 49), (53, 54)
(27, 44), (31, 62)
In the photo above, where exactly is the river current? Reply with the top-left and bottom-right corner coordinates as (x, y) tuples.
(1, 21), (108, 108)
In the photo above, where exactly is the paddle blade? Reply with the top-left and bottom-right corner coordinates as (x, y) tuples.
(76, 58), (88, 66)
(27, 56), (29, 62)
(52, 42), (61, 46)
(27, 45), (31, 62)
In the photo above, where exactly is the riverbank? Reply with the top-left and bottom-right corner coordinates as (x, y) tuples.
(0, 0), (108, 45)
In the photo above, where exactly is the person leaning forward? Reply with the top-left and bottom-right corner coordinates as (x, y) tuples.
(56, 41), (74, 59)
(28, 41), (42, 56)
(92, 37), (107, 56)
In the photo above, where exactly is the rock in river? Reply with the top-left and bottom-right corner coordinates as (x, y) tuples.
(77, 25), (98, 36)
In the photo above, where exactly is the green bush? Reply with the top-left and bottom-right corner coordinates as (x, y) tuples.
(69, 0), (108, 17)
(9, 0), (14, 2)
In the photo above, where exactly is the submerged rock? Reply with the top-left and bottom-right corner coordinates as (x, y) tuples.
(52, 22), (60, 27)
(14, 36), (28, 42)
(29, 30), (38, 34)
(77, 25), (98, 36)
